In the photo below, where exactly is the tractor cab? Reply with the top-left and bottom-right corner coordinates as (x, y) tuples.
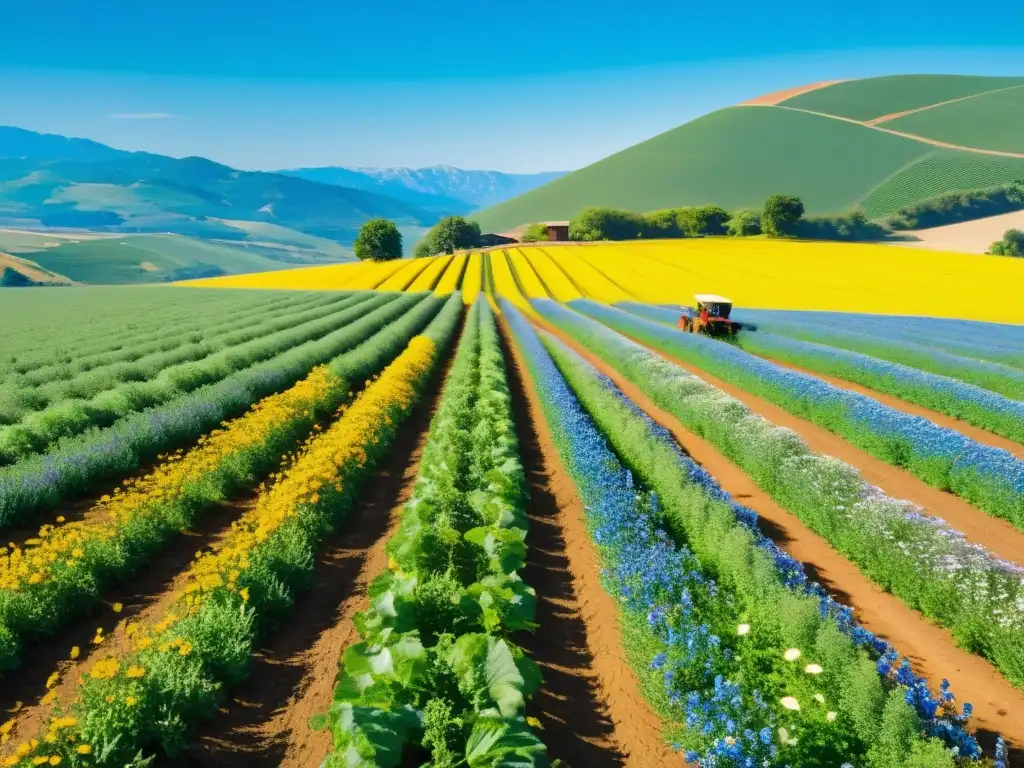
(678, 294), (742, 338)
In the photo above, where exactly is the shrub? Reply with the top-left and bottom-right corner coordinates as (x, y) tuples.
(520, 223), (550, 242)
(987, 228), (1024, 257)
(886, 181), (1024, 230)
(415, 216), (482, 256)
(762, 194), (805, 236)
(726, 209), (761, 236)
(676, 204), (730, 235)
(569, 207), (647, 241)
(641, 209), (683, 238)
(796, 211), (887, 241)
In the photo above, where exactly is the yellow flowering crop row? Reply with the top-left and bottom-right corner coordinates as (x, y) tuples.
(3, 336), (440, 767)
(0, 365), (343, 669)
(433, 253), (467, 295)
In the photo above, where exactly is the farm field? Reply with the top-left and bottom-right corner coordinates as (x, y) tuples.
(183, 239), (1024, 323)
(2, 263), (1023, 766)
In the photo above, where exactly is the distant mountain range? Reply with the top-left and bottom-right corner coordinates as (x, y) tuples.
(277, 166), (568, 212)
(0, 126), (566, 250)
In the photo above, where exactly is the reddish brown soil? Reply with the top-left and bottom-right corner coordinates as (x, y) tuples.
(157, 386), (443, 768)
(501, 319), (678, 767)
(0, 494), (255, 759)
(532, 317), (1024, 753)
(762, 355), (1024, 461)
(624, 337), (1024, 568)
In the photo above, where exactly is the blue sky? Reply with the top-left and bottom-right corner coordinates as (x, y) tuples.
(1, 0), (1023, 172)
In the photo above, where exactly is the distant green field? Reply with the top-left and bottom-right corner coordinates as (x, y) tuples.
(859, 150), (1024, 219)
(24, 235), (296, 284)
(781, 74), (1024, 121)
(473, 106), (931, 233)
(883, 86), (1024, 154)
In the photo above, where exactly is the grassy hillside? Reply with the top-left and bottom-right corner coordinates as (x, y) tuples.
(884, 86), (1024, 153)
(473, 74), (1024, 234)
(473, 106), (931, 233)
(780, 74), (1024, 120)
(0, 231), (328, 285)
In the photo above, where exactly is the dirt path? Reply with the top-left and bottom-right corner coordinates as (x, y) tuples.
(0, 494), (255, 757)
(623, 337), (1024, 568)
(761, 104), (1024, 159)
(500, 319), (679, 767)
(759, 354), (1024, 460)
(531, 318), (1024, 754)
(866, 84), (1024, 125)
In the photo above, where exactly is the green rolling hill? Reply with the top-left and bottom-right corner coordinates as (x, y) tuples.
(0, 230), (340, 285)
(780, 74), (1024, 120)
(472, 74), (1024, 234)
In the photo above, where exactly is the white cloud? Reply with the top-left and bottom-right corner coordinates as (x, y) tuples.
(107, 112), (180, 120)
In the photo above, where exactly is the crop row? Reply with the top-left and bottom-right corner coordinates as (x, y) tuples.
(0, 293), (448, 671)
(583, 301), (1024, 528)
(0, 293), (369, 460)
(0, 296), (463, 767)
(0, 290), (344, 411)
(743, 310), (1024, 370)
(0, 289), (300, 378)
(735, 330), (1024, 445)
(320, 298), (547, 767)
(502, 299), (978, 766)
(0, 290), (330, 391)
(0, 291), (424, 530)
(723, 309), (1024, 401)
(536, 300), (1024, 690)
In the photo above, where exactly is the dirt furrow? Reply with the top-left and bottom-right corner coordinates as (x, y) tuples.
(626, 335), (1024, 567)
(533, 317), (1024, 754)
(501, 319), (679, 767)
(156, 342), (456, 768)
(759, 354), (1024, 460)
(0, 494), (254, 756)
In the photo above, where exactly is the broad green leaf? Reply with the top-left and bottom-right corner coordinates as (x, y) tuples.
(465, 715), (549, 767)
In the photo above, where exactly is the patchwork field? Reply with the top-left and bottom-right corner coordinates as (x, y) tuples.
(1, 264), (1023, 767)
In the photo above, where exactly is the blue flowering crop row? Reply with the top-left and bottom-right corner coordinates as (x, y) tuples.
(503, 299), (979, 767)
(576, 300), (1024, 529)
(732, 331), (1024, 445)
(736, 310), (1024, 371)
(723, 310), (1024, 401)
(535, 298), (1024, 693)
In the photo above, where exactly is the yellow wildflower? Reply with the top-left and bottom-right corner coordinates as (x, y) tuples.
(76, 745), (92, 755)
(125, 665), (146, 679)
(45, 672), (59, 690)
(124, 696), (137, 707)
(69, 646), (80, 660)
(112, 602), (123, 614)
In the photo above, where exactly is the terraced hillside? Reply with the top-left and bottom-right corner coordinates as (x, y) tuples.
(473, 74), (1024, 233)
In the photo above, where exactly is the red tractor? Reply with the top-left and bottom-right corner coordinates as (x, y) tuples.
(676, 294), (743, 338)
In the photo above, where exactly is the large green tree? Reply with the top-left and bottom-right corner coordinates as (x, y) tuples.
(762, 195), (805, 236)
(353, 218), (403, 261)
(415, 216), (482, 256)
